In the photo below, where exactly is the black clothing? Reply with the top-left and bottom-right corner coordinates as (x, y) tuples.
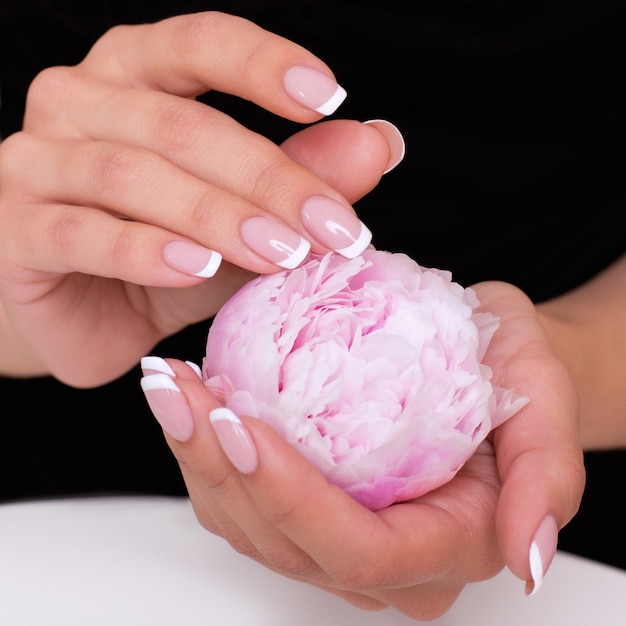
(2, 0), (626, 569)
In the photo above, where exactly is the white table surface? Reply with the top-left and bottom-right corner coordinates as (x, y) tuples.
(1, 496), (625, 625)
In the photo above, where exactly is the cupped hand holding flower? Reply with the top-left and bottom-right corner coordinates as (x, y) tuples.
(144, 276), (584, 620)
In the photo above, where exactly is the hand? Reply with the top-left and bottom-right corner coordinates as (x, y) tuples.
(0, 12), (398, 385)
(142, 357), (504, 620)
(139, 285), (584, 620)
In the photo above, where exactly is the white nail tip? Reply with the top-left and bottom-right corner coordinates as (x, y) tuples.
(193, 251), (222, 278)
(185, 360), (203, 379)
(277, 237), (311, 269)
(335, 222), (372, 259)
(528, 541), (544, 596)
(315, 85), (347, 116)
(209, 407), (241, 425)
(363, 119), (406, 174)
(140, 356), (175, 376)
(140, 373), (180, 393)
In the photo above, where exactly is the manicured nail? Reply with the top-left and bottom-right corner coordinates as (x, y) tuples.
(163, 241), (222, 278)
(526, 515), (558, 596)
(140, 374), (194, 442)
(301, 196), (371, 258)
(209, 407), (258, 474)
(185, 360), (203, 379)
(241, 216), (310, 269)
(283, 66), (347, 115)
(363, 119), (406, 174)
(141, 355), (175, 377)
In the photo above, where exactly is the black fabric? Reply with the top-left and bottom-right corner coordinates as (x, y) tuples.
(2, 0), (626, 570)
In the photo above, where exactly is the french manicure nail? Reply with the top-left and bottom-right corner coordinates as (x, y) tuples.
(141, 355), (175, 377)
(163, 241), (222, 278)
(241, 216), (310, 269)
(363, 119), (406, 174)
(185, 360), (203, 379)
(527, 515), (558, 596)
(301, 196), (372, 258)
(283, 66), (347, 115)
(209, 407), (258, 474)
(140, 374), (194, 442)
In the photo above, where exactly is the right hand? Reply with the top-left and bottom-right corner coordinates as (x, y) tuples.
(0, 12), (397, 386)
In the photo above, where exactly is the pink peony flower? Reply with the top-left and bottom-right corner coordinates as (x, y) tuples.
(202, 247), (528, 511)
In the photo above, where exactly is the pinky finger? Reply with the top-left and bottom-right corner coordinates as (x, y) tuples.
(5, 202), (223, 287)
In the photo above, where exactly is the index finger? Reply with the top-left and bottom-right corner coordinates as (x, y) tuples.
(79, 11), (346, 122)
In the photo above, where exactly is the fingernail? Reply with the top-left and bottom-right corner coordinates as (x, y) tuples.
(526, 515), (558, 596)
(363, 119), (406, 174)
(141, 355), (175, 377)
(209, 407), (258, 474)
(140, 374), (194, 442)
(283, 66), (347, 115)
(301, 196), (372, 258)
(163, 241), (222, 278)
(241, 216), (310, 269)
(185, 360), (203, 379)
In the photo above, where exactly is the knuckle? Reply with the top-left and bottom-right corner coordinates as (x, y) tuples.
(175, 452), (236, 494)
(184, 188), (220, 232)
(332, 556), (390, 592)
(87, 144), (144, 195)
(223, 533), (264, 562)
(25, 66), (76, 115)
(245, 154), (294, 209)
(169, 12), (225, 58)
(169, 12), (247, 59)
(0, 132), (32, 182)
(263, 548), (319, 579)
(46, 207), (88, 258)
(85, 24), (134, 61)
(152, 102), (207, 155)
(239, 35), (281, 84)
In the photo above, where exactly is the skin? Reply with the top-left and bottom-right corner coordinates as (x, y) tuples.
(536, 254), (626, 450)
(0, 12), (391, 385)
(159, 275), (585, 620)
(0, 10), (594, 621)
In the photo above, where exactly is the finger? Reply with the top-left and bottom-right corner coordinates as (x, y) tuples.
(2, 199), (229, 287)
(280, 119), (400, 203)
(475, 282), (585, 594)
(5, 122), (395, 277)
(140, 363), (326, 582)
(495, 384), (583, 594)
(77, 11), (346, 122)
(26, 73), (396, 209)
(140, 364), (260, 545)
(7, 135), (311, 274)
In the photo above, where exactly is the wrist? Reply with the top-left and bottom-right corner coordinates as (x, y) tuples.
(537, 300), (626, 450)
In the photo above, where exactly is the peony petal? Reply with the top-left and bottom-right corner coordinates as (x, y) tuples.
(204, 248), (530, 510)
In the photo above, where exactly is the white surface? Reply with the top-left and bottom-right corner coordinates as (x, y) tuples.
(1, 496), (625, 625)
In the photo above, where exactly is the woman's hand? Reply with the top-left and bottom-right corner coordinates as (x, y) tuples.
(139, 281), (584, 620)
(0, 12), (399, 385)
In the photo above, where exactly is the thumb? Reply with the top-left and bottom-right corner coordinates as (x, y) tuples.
(280, 119), (404, 204)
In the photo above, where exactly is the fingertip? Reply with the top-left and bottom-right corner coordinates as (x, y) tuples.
(209, 407), (259, 474)
(526, 514), (559, 597)
(283, 65), (347, 116)
(140, 355), (175, 377)
(140, 373), (195, 442)
(362, 119), (406, 174)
